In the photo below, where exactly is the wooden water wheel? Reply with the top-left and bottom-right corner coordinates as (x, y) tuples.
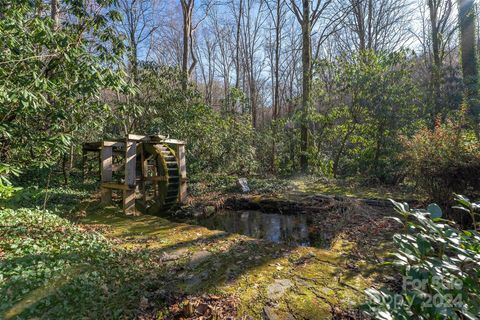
(137, 143), (181, 214)
(83, 134), (187, 215)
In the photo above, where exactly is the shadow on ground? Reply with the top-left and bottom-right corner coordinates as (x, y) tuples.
(77, 202), (394, 319)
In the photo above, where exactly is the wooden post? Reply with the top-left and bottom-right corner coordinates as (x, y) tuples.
(97, 152), (101, 181)
(140, 144), (147, 205)
(123, 140), (136, 214)
(176, 144), (187, 204)
(100, 144), (113, 204)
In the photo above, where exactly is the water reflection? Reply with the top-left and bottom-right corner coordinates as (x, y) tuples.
(195, 211), (313, 246)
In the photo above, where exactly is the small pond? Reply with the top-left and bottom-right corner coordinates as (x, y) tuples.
(192, 210), (320, 247)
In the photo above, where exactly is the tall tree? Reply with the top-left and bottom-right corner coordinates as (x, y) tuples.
(422, 0), (456, 122)
(234, 0), (244, 90)
(241, 0), (266, 128)
(51, 0), (59, 29)
(265, 0), (286, 171)
(458, 0), (479, 119)
(117, 0), (160, 83)
(181, 0), (196, 90)
(290, 0), (335, 173)
(338, 0), (413, 52)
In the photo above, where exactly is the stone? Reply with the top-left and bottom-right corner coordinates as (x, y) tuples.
(160, 248), (188, 262)
(263, 306), (295, 320)
(195, 303), (210, 315)
(266, 279), (294, 300)
(189, 250), (213, 268)
(237, 178), (250, 193)
(192, 210), (204, 218)
(203, 206), (216, 217)
(263, 306), (279, 320)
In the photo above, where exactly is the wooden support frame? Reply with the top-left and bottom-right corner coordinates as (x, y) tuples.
(123, 140), (136, 214)
(100, 144), (113, 204)
(176, 144), (187, 204)
(84, 134), (187, 215)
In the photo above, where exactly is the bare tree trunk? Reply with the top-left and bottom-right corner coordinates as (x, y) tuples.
(428, 0), (442, 122)
(235, 0), (243, 90)
(299, 0), (311, 173)
(250, 70), (257, 128)
(458, 0), (480, 119)
(130, 38), (139, 83)
(181, 0), (194, 90)
(352, 0), (366, 51)
(51, 0), (59, 29)
(273, 0), (281, 120)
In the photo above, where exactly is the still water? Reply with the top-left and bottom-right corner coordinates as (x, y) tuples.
(194, 211), (315, 246)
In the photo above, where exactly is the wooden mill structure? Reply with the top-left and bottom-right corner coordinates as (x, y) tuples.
(82, 134), (187, 215)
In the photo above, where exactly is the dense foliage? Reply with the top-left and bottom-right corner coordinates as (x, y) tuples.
(364, 196), (480, 319)
(106, 64), (258, 176)
(0, 0), (127, 188)
(0, 208), (164, 319)
(308, 50), (419, 181)
(401, 114), (480, 205)
(1, 0), (480, 319)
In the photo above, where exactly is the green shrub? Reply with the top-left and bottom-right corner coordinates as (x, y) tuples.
(363, 196), (480, 319)
(0, 164), (22, 200)
(401, 117), (480, 206)
(0, 208), (158, 319)
(109, 64), (259, 177)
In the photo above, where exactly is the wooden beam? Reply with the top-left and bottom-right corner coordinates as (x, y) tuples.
(123, 189), (136, 215)
(127, 134), (147, 141)
(176, 144), (187, 204)
(112, 164), (124, 172)
(124, 140), (136, 188)
(127, 134), (168, 142)
(123, 140), (137, 214)
(103, 141), (125, 148)
(126, 134), (185, 145)
(101, 182), (132, 190)
(139, 144), (147, 209)
(144, 176), (168, 182)
(163, 138), (186, 145)
(100, 146), (113, 204)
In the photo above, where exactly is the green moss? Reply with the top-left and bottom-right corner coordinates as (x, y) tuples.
(75, 206), (385, 319)
(292, 178), (419, 201)
(286, 289), (331, 319)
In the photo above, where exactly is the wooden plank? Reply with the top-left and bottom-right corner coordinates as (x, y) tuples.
(140, 144), (147, 205)
(112, 164), (124, 172)
(127, 134), (147, 141)
(144, 176), (168, 182)
(97, 153), (101, 181)
(176, 144), (187, 204)
(101, 182), (131, 190)
(123, 189), (136, 214)
(127, 134), (168, 142)
(103, 141), (124, 148)
(100, 146), (113, 204)
(123, 140), (137, 214)
(125, 140), (136, 188)
(163, 138), (186, 145)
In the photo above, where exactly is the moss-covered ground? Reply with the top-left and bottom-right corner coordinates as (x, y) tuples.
(1, 177), (401, 319)
(82, 208), (383, 319)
